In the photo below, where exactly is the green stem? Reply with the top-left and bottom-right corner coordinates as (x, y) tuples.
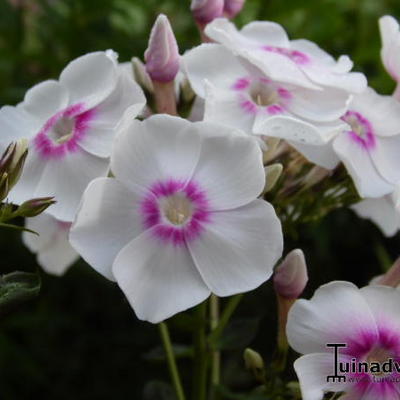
(158, 322), (186, 400)
(208, 294), (243, 346)
(210, 295), (220, 399)
(193, 301), (208, 400)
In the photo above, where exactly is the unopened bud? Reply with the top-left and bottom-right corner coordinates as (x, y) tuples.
(223, 0), (245, 18)
(303, 166), (331, 189)
(132, 57), (154, 93)
(0, 172), (9, 201)
(17, 197), (56, 217)
(145, 14), (180, 83)
(274, 249), (308, 299)
(244, 348), (264, 371)
(262, 137), (280, 163)
(191, 0), (224, 25)
(180, 78), (196, 103)
(263, 164), (283, 194)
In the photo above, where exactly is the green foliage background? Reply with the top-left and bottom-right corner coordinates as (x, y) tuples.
(1, 0), (400, 399)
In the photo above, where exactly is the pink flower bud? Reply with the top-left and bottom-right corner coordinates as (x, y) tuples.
(191, 0), (224, 25)
(223, 0), (245, 18)
(144, 14), (180, 83)
(274, 249), (308, 299)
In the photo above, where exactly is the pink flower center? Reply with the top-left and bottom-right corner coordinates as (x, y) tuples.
(262, 46), (310, 65)
(34, 103), (95, 159)
(232, 77), (291, 115)
(341, 110), (376, 149)
(140, 179), (211, 246)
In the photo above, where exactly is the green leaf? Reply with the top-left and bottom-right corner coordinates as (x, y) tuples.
(143, 381), (176, 400)
(0, 271), (41, 315)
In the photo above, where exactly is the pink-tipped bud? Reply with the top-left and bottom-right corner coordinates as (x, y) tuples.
(377, 256), (400, 288)
(274, 249), (308, 299)
(191, 0), (224, 25)
(144, 14), (180, 83)
(223, 0), (245, 18)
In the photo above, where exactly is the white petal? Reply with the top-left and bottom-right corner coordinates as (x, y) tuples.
(290, 39), (338, 68)
(112, 228), (211, 323)
(290, 140), (340, 170)
(379, 16), (400, 81)
(253, 114), (335, 145)
(59, 52), (118, 110)
(22, 80), (69, 121)
(205, 18), (290, 50)
(352, 196), (400, 237)
(32, 150), (110, 221)
(23, 214), (77, 276)
(111, 115), (201, 191)
(287, 281), (378, 355)
(89, 67), (146, 129)
(0, 106), (40, 147)
(288, 86), (350, 122)
(294, 353), (353, 400)
(333, 133), (394, 198)
(203, 83), (256, 133)
(183, 44), (248, 97)
(360, 285), (400, 329)
(187, 199), (283, 296)
(369, 135), (400, 184)
(191, 134), (264, 210)
(70, 177), (144, 281)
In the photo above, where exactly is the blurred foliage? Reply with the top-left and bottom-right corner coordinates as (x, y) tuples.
(1, 0), (400, 399)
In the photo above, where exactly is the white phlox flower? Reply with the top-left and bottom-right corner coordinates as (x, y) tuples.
(23, 213), (78, 276)
(183, 43), (355, 169)
(204, 18), (367, 93)
(287, 281), (400, 400)
(69, 114), (283, 323)
(352, 186), (400, 237)
(333, 87), (400, 198)
(0, 51), (146, 221)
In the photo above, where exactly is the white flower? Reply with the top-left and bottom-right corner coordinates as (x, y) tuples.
(352, 186), (400, 237)
(287, 281), (400, 400)
(23, 213), (78, 276)
(184, 43), (351, 168)
(0, 51), (146, 221)
(332, 87), (400, 198)
(379, 15), (400, 95)
(69, 114), (283, 323)
(204, 18), (367, 93)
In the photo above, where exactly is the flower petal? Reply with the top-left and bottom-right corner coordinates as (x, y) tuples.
(111, 115), (201, 191)
(187, 199), (283, 296)
(333, 133), (394, 198)
(22, 80), (69, 121)
(23, 214), (77, 276)
(294, 353), (353, 400)
(379, 15), (400, 81)
(191, 134), (264, 210)
(287, 281), (378, 355)
(59, 52), (118, 110)
(112, 228), (211, 323)
(183, 43), (248, 97)
(32, 150), (110, 221)
(70, 177), (144, 281)
(351, 196), (400, 237)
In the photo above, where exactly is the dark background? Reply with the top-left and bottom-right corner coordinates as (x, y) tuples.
(1, 0), (400, 398)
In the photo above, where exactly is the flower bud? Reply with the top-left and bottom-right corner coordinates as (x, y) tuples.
(274, 249), (308, 300)
(376, 256), (400, 287)
(17, 197), (56, 217)
(144, 14), (180, 83)
(244, 348), (264, 370)
(263, 163), (283, 194)
(191, 0), (224, 25)
(223, 0), (245, 18)
(132, 57), (154, 94)
(0, 172), (9, 201)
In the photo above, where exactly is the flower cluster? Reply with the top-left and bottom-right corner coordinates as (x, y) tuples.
(2, 2), (400, 399)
